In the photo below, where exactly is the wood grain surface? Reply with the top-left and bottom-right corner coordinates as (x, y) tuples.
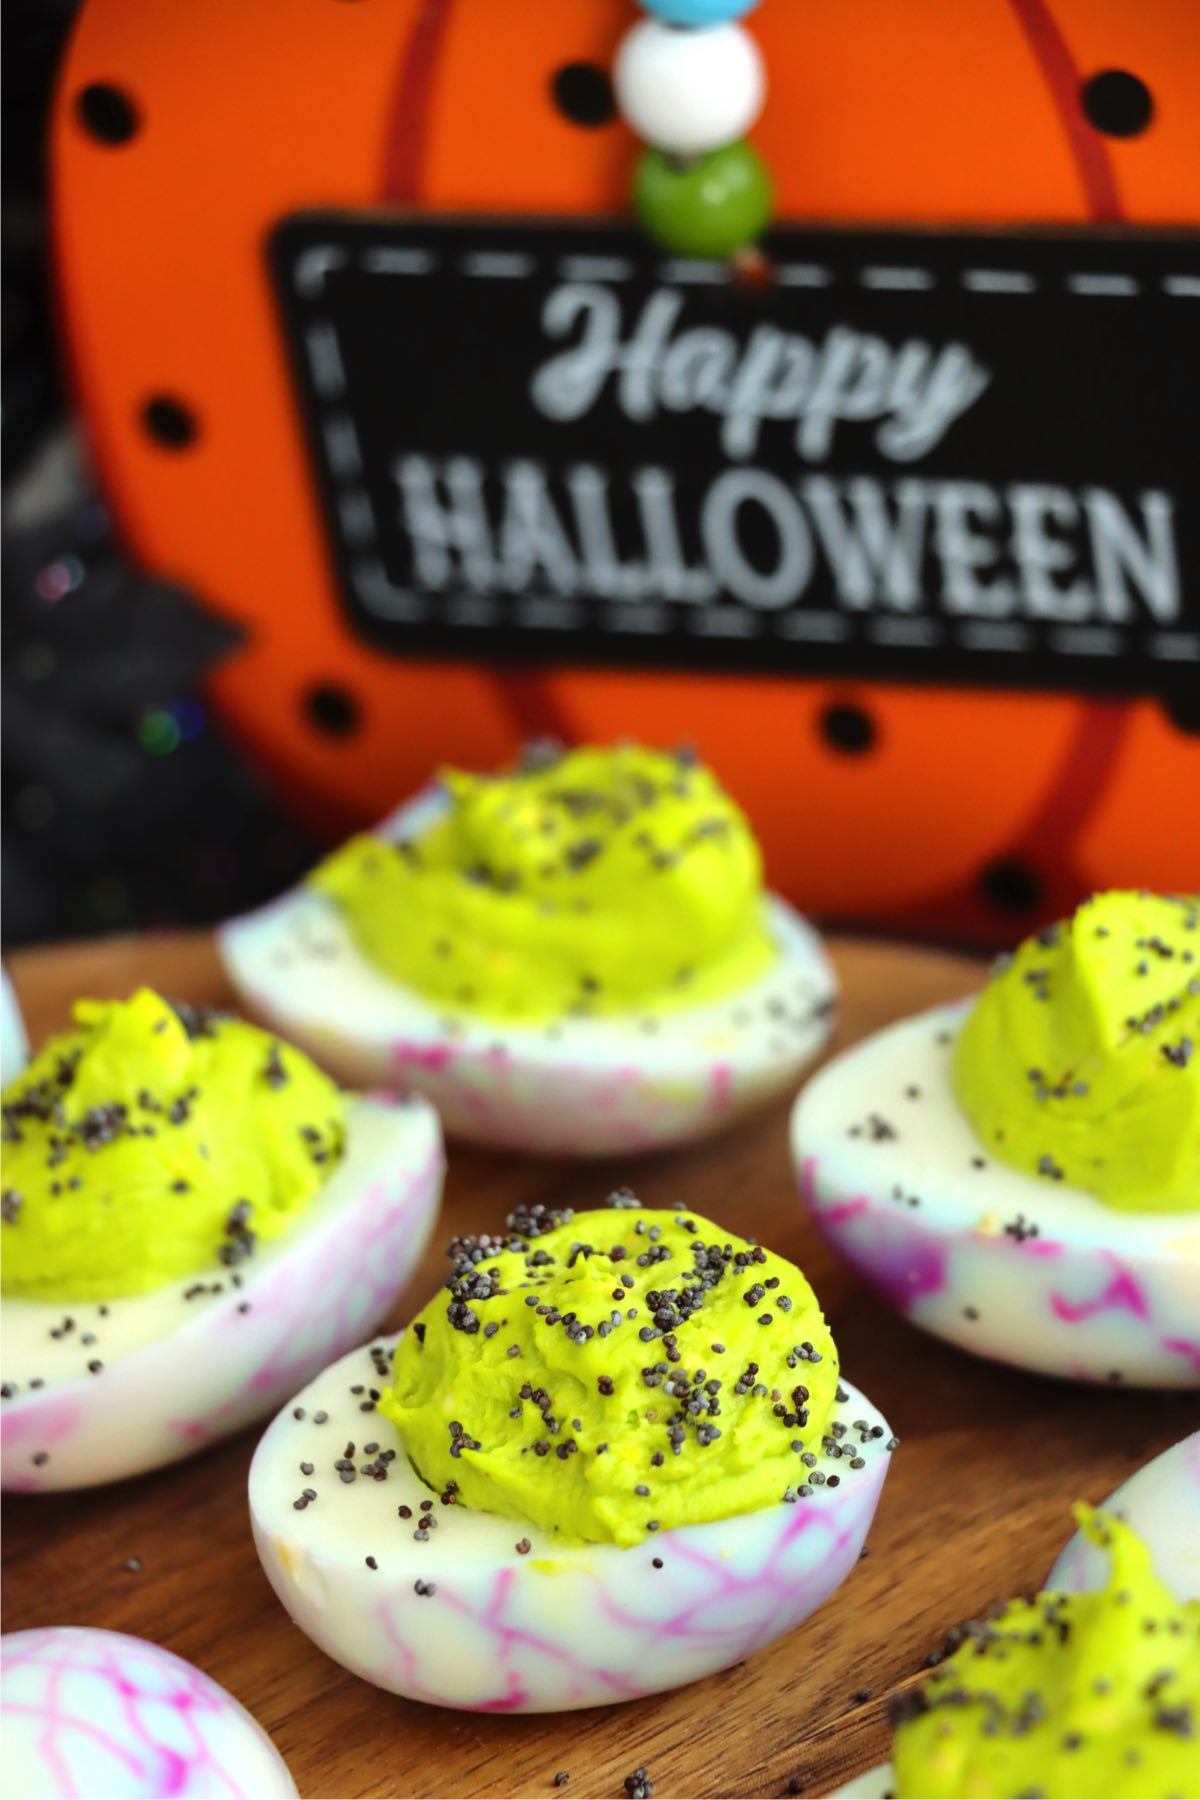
(3, 932), (1196, 1800)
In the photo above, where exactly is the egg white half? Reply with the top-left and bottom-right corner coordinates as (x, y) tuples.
(791, 1003), (1200, 1388)
(220, 789), (836, 1157)
(1, 1097), (444, 1491)
(833, 1766), (893, 1797)
(0, 1627), (296, 1798)
(250, 1334), (894, 1713)
(1045, 1431), (1200, 1602)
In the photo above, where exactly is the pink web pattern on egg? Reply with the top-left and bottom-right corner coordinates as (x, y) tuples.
(0, 1629), (283, 1798)
(1049, 1255), (1148, 1324)
(799, 1164), (948, 1313)
(389, 1039), (738, 1155)
(366, 1467), (883, 1711)
(1, 1393), (83, 1492)
(800, 1154), (1200, 1388)
(164, 1138), (443, 1443)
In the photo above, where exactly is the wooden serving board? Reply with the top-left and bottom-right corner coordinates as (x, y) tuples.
(3, 932), (1196, 1799)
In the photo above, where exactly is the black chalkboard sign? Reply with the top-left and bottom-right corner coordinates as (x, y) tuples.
(271, 215), (1199, 698)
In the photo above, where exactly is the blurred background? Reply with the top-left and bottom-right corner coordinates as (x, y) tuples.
(4, 0), (1198, 953)
(4, 1), (318, 948)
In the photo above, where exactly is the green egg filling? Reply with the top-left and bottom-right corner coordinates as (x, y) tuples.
(954, 890), (1200, 1212)
(892, 1507), (1200, 1799)
(380, 1200), (840, 1549)
(0, 989), (347, 1300)
(311, 743), (775, 1026)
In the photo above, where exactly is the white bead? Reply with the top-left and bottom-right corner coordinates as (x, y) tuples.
(613, 19), (765, 158)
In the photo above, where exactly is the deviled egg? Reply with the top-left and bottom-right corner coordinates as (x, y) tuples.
(1, 990), (443, 1490)
(0, 1626), (296, 1797)
(839, 1507), (1200, 1798)
(221, 744), (836, 1156)
(792, 891), (1200, 1386)
(250, 1196), (894, 1711)
(1047, 1430), (1200, 1603)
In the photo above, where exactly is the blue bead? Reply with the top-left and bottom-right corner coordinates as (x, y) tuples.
(639, 0), (760, 24)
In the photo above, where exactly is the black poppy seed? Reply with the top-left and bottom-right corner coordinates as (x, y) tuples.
(398, 1505), (412, 1519)
(293, 1407), (306, 1420)
(516, 1538), (531, 1555)
(366, 1555), (378, 1570)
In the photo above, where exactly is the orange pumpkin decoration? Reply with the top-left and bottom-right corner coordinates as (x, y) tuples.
(51, 0), (1200, 942)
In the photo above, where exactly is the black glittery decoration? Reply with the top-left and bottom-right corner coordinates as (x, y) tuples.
(1, 500), (318, 944)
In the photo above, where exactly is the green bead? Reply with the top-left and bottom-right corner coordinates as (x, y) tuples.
(633, 140), (774, 259)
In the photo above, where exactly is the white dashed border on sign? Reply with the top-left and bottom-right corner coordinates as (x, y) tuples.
(282, 230), (1199, 665)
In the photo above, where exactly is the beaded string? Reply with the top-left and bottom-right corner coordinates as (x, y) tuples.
(613, 0), (771, 260)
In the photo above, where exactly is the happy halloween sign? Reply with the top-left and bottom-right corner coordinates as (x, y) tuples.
(272, 217), (1199, 693)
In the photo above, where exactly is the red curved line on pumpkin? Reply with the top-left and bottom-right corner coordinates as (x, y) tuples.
(380, 0), (457, 206)
(379, 0), (575, 752)
(1012, 698), (1130, 864)
(942, 0), (1129, 921)
(1000, 3), (1134, 885)
(1005, 0), (1124, 221)
(885, 7), (1137, 943)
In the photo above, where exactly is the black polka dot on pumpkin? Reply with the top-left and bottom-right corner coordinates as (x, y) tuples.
(76, 83), (140, 145)
(1164, 687), (1200, 736)
(978, 856), (1044, 917)
(140, 396), (198, 449)
(819, 702), (878, 756)
(303, 683), (362, 738)
(550, 63), (616, 128)
(1080, 69), (1154, 139)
